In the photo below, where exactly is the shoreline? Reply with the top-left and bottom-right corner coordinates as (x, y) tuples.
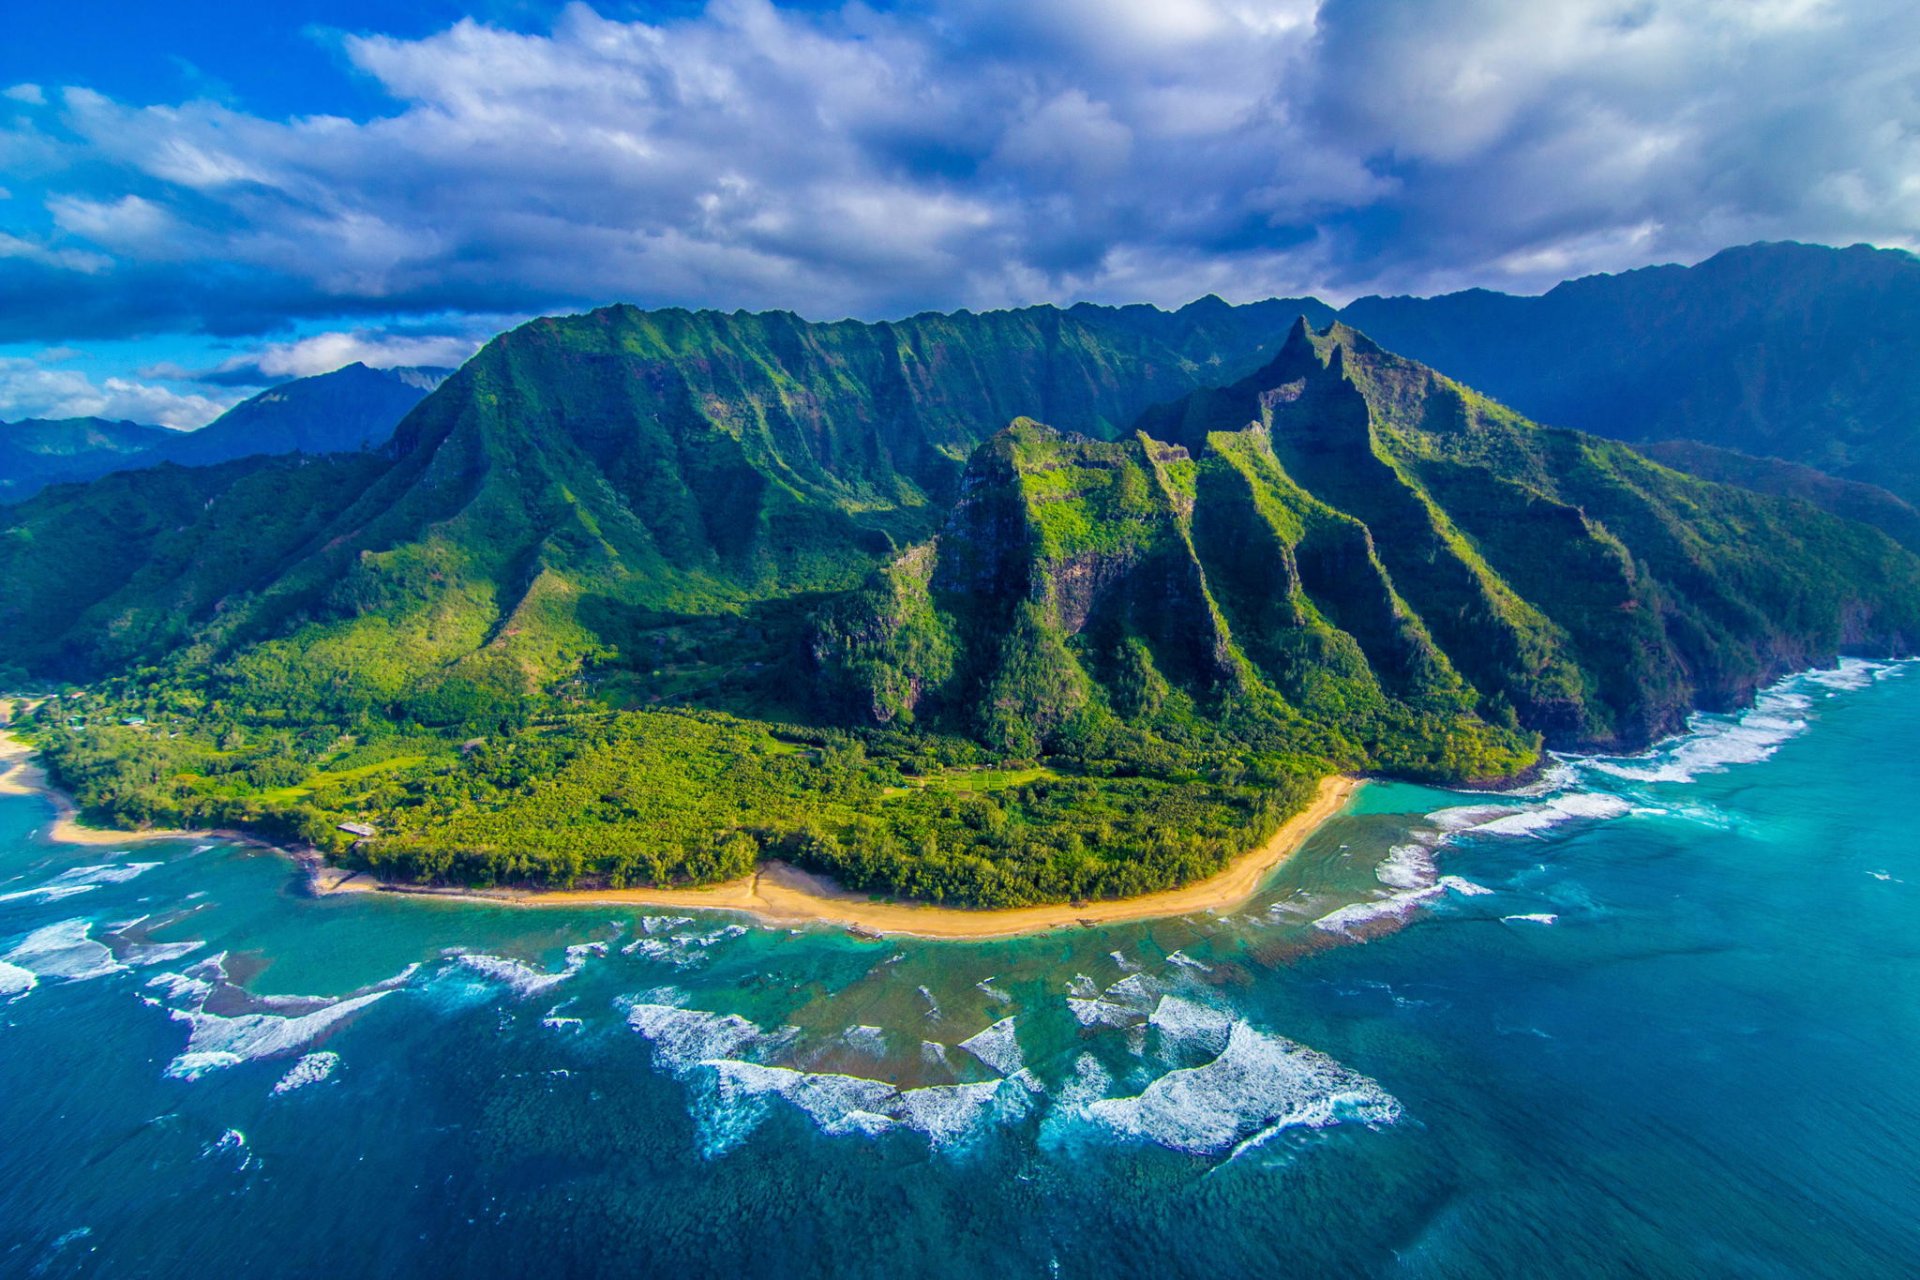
(0, 720), (1359, 936)
(341, 775), (1361, 939)
(0, 726), (289, 854)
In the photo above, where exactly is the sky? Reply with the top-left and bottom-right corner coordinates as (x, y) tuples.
(2, 0), (1916, 428)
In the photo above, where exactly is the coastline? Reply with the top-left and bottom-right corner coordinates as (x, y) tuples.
(0, 726), (272, 852)
(350, 775), (1361, 939)
(0, 716), (1359, 938)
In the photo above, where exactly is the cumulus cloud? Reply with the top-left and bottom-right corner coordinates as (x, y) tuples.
(2, 0), (1917, 343)
(0, 355), (245, 428)
(197, 326), (491, 384)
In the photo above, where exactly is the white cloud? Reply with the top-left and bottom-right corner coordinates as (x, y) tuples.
(4, 0), (1918, 332)
(219, 327), (487, 379)
(0, 357), (244, 428)
(4, 83), (45, 106)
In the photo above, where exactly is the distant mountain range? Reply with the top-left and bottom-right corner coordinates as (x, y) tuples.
(0, 363), (449, 500)
(0, 417), (176, 501)
(1340, 241), (1920, 502)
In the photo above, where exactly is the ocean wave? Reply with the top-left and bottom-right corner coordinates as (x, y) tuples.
(455, 944), (598, 997)
(0, 960), (36, 999)
(625, 996), (1025, 1155)
(1078, 1021), (1400, 1156)
(271, 1051), (340, 1095)
(1147, 996), (1235, 1056)
(3, 919), (126, 981)
(621, 924), (743, 968)
(0, 861), (160, 903)
(958, 1015), (1023, 1076)
(1502, 913), (1558, 925)
(1583, 689), (1810, 784)
(1426, 793), (1633, 840)
(625, 1000), (769, 1072)
(165, 991), (390, 1080)
(701, 1060), (1013, 1152)
(146, 955), (407, 1080)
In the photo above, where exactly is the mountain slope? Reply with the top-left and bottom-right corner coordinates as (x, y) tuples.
(817, 319), (1920, 765)
(0, 297), (1335, 697)
(1339, 241), (1920, 501)
(152, 363), (445, 468)
(0, 365), (443, 502)
(1639, 439), (1920, 553)
(0, 417), (175, 500)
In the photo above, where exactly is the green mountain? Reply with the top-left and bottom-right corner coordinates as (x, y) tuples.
(5, 308), (1916, 907)
(1638, 439), (1920, 553)
(0, 417), (175, 500)
(1338, 241), (1920, 502)
(818, 319), (1920, 765)
(0, 298), (1330, 691)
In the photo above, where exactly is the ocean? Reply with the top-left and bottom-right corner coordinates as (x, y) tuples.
(3, 660), (1918, 1278)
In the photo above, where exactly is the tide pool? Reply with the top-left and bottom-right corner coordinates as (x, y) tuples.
(2, 661), (1917, 1278)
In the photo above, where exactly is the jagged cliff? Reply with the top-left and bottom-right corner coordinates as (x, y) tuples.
(817, 321), (1920, 766)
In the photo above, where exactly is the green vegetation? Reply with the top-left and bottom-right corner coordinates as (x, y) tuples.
(6, 305), (1917, 907)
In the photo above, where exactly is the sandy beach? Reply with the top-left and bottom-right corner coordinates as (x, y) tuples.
(0, 724), (217, 847)
(361, 775), (1361, 939)
(0, 710), (1359, 937)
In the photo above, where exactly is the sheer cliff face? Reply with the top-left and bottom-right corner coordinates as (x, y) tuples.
(819, 322), (1920, 764)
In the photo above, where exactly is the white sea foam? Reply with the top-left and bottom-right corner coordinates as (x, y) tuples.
(0, 960), (36, 999)
(976, 977), (1012, 1004)
(3, 919), (126, 981)
(1166, 949), (1212, 973)
(843, 1024), (887, 1057)
(1438, 876), (1493, 896)
(1503, 913), (1558, 925)
(271, 1052), (340, 1095)
(1072, 973), (1159, 1028)
(621, 925), (741, 968)
(1800, 659), (1885, 691)
(1313, 887), (1449, 936)
(1148, 996), (1235, 1055)
(1067, 997), (1142, 1028)
(166, 992), (390, 1079)
(1584, 690), (1810, 784)
(114, 928), (206, 967)
(1102, 973), (1159, 1011)
(703, 1060), (1011, 1151)
(1081, 1021), (1399, 1156)
(958, 1016), (1023, 1076)
(1375, 844), (1437, 890)
(625, 1001), (767, 1071)
(455, 948), (589, 997)
(0, 861), (160, 903)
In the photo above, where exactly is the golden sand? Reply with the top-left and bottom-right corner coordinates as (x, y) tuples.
(0, 726), (205, 846)
(365, 775), (1361, 939)
(0, 710), (1359, 938)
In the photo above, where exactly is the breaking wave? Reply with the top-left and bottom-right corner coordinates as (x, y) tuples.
(1075, 1021), (1400, 1156)
(0, 861), (160, 904)
(145, 952), (403, 1080)
(272, 1052), (341, 1095)
(3, 919), (126, 982)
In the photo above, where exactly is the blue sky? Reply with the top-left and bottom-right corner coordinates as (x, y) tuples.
(3, 0), (1916, 427)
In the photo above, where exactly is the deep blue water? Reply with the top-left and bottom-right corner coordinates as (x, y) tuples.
(4, 661), (1918, 1278)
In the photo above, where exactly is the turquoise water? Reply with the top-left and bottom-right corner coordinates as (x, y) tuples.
(4, 661), (1919, 1278)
